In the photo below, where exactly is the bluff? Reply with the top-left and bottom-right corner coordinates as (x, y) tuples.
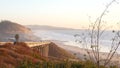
(0, 20), (31, 34)
(0, 20), (40, 42)
(0, 42), (76, 68)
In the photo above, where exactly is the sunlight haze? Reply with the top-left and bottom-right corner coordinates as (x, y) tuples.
(0, 0), (120, 29)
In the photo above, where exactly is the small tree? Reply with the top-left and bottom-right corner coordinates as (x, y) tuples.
(74, 0), (120, 68)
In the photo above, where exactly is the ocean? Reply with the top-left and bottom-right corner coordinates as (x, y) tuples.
(32, 29), (120, 53)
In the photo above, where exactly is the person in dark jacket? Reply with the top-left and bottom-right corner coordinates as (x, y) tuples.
(14, 34), (19, 45)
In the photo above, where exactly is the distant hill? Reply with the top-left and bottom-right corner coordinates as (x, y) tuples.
(27, 25), (77, 30)
(0, 20), (31, 34)
(0, 20), (40, 42)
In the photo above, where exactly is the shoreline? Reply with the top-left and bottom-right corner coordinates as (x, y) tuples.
(51, 40), (120, 65)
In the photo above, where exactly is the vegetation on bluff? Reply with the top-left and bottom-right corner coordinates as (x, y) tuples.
(0, 42), (46, 68)
(0, 42), (118, 68)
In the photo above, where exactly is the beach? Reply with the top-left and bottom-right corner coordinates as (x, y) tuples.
(52, 40), (120, 66)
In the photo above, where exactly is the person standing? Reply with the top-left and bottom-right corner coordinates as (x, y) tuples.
(14, 34), (19, 45)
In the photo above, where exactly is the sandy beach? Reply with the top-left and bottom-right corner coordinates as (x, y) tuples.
(52, 40), (120, 66)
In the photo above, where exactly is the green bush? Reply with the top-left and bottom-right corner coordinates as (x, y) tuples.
(17, 59), (118, 68)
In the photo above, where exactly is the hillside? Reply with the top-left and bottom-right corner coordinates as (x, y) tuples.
(0, 42), (76, 68)
(0, 42), (46, 68)
(0, 20), (31, 34)
(0, 20), (40, 42)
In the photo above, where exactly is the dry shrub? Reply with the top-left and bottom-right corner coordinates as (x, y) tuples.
(0, 42), (46, 67)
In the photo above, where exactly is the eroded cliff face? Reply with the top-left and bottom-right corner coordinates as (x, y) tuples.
(0, 20), (41, 42)
(30, 42), (76, 59)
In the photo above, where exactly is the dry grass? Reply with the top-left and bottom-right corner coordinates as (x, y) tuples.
(0, 42), (46, 67)
(0, 42), (76, 67)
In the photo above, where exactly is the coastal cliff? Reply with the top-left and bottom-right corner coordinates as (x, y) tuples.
(0, 20), (40, 42)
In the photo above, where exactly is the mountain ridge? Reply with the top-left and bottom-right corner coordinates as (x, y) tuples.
(27, 25), (82, 30)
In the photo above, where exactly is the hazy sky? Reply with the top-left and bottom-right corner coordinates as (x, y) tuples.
(0, 0), (120, 29)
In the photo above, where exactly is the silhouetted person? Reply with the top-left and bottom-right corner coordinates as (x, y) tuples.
(14, 34), (19, 45)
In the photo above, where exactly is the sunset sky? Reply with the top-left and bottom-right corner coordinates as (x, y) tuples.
(0, 0), (120, 29)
